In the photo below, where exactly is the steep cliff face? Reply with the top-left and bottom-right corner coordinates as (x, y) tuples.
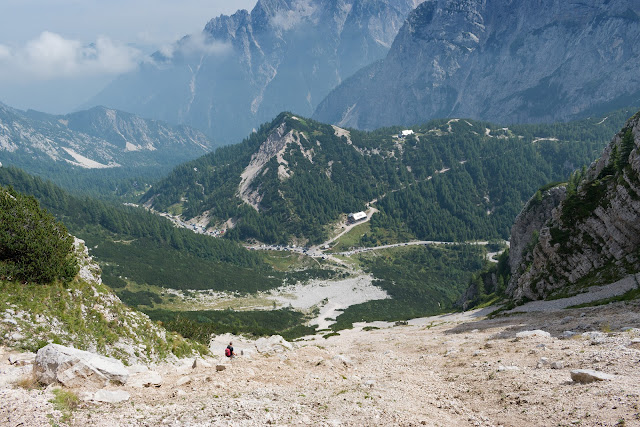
(508, 185), (567, 288)
(85, 0), (419, 143)
(507, 111), (640, 301)
(314, 0), (640, 129)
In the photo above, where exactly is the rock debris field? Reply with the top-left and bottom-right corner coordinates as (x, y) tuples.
(2, 300), (640, 426)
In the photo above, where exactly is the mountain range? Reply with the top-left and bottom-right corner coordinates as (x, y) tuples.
(0, 103), (215, 186)
(314, 0), (640, 129)
(85, 0), (421, 143)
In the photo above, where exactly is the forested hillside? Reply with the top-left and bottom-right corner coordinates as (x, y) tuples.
(0, 167), (281, 298)
(142, 109), (633, 245)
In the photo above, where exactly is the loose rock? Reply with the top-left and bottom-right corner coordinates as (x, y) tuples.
(93, 389), (131, 404)
(516, 330), (551, 339)
(570, 369), (614, 383)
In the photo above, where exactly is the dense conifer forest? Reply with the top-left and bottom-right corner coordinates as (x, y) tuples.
(143, 110), (632, 245)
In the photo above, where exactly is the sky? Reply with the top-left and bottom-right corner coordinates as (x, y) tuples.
(0, 0), (258, 114)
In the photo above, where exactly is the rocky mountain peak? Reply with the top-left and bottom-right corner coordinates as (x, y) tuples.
(86, 0), (420, 143)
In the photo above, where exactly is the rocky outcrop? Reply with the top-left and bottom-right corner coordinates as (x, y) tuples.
(254, 335), (293, 354)
(507, 112), (640, 300)
(508, 186), (567, 292)
(0, 237), (201, 365)
(85, 0), (419, 143)
(314, 0), (640, 129)
(34, 344), (129, 388)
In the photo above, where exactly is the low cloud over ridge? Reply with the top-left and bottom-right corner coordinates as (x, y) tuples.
(0, 32), (142, 81)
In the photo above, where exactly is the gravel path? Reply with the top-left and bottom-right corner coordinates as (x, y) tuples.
(507, 273), (640, 313)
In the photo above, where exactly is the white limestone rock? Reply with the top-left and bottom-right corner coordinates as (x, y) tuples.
(34, 344), (128, 388)
(332, 355), (352, 367)
(255, 335), (293, 354)
(175, 376), (192, 386)
(128, 371), (163, 388)
(8, 353), (35, 366)
(498, 365), (520, 371)
(93, 389), (130, 404)
(516, 330), (551, 339)
(570, 369), (614, 383)
(192, 358), (212, 369)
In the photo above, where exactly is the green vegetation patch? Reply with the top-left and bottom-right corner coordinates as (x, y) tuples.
(146, 307), (317, 343)
(0, 276), (206, 359)
(0, 167), (282, 295)
(92, 238), (280, 293)
(329, 222), (372, 252)
(331, 245), (485, 330)
(0, 186), (78, 283)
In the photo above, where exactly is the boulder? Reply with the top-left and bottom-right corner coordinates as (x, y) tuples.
(8, 353), (35, 366)
(128, 371), (163, 388)
(516, 330), (551, 339)
(570, 369), (614, 383)
(550, 361), (564, 369)
(176, 376), (192, 386)
(34, 344), (128, 388)
(93, 389), (130, 404)
(174, 389), (187, 397)
(582, 332), (606, 345)
(332, 355), (352, 367)
(192, 358), (212, 369)
(255, 335), (293, 354)
(216, 364), (227, 372)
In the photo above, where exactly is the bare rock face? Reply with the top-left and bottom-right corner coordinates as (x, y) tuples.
(34, 344), (129, 388)
(509, 186), (567, 286)
(314, 0), (640, 130)
(507, 112), (640, 300)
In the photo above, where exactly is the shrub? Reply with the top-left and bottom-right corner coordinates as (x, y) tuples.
(0, 186), (78, 283)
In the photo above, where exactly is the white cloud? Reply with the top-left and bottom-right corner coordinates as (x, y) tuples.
(0, 32), (142, 81)
(271, 0), (316, 31)
(157, 32), (232, 60)
(0, 44), (10, 60)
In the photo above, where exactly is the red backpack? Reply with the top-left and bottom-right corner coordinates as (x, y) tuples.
(225, 347), (231, 357)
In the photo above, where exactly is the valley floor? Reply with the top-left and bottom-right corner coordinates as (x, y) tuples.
(2, 300), (640, 426)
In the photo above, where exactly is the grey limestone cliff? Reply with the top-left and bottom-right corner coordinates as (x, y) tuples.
(314, 0), (640, 129)
(507, 111), (640, 301)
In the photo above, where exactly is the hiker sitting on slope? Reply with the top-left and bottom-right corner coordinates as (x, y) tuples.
(225, 341), (236, 358)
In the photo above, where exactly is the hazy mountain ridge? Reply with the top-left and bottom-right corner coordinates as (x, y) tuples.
(0, 103), (214, 176)
(314, 0), (640, 129)
(85, 0), (420, 143)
